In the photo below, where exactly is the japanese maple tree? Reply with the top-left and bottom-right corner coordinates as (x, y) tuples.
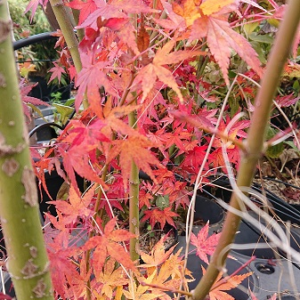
(1, 0), (299, 299)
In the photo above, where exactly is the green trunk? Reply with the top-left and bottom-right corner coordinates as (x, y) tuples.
(0, 1), (54, 299)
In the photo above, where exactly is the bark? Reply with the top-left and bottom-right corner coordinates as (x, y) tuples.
(0, 1), (54, 299)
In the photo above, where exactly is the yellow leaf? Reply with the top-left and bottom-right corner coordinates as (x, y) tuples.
(200, 0), (235, 16)
(172, 0), (201, 27)
(19, 63), (36, 78)
(267, 18), (280, 28)
(115, 286), (123, 300)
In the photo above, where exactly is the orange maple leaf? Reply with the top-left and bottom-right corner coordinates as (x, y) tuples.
(106, 136), (164, 188)
(173, 0), (263, 85)
(132, 39), (205, 103)
(48, 185), (96, 225)
(82, 218), (137, 272)
(139, 235), (177, 267)
(101, 98), (141, 138)
(202, 266), (253, 300)
(123, 270), (164, 300)
(96, 258), (129, 298)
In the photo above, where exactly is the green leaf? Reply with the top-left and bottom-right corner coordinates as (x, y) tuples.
(243, 22), (259, 36)
(156, 195), (169, 209)
(284, 141), (300, 153)
(250, 41), (267, 64)
(293, 80), (300, 93)
(53, 103), (75, 124)
(249, 33), (274, 44)
(266, 127), (284, 158)
(266, 143), (284, 158)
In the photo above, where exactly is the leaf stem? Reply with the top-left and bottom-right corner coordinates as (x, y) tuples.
(173, 112), (246, 152)
(84, 164), (109, 300)
(140, 282), (193, 297)
(129, 110), (140, 262)
(210, 256), (256, 292)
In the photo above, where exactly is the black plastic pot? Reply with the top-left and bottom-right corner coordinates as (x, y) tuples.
(177, 196), (258, 299)
(194, 194), (224, 225)
(233, 217), (300, 259)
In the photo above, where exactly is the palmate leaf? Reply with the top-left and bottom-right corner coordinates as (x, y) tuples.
(123, 270), (164, 300)
(48, 62), (66, 84)
(190, 222), (221, 264)
(141, 207), (178, 229)
(172, 0), (263, 85)
(132, 40), (205, 103)
(75, 56), (118, 110)
(25, 0), (48, 21)
(139, 235), (177, 267)
(154, 0), (186, 32)
(48, 185), (96, 225)
(78, 0), (158, 30)
(107, 136), (164, 188)
(82, 218), (137, 272)
(66, 0), (98, 25)
(202, 266), (253, 300)
(96, 259), (128, 298)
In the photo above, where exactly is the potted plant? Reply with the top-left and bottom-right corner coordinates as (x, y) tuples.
(0, 0), (299, 299)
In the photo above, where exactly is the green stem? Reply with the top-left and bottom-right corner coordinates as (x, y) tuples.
(49, 0), (88, 109)
(71, 9), (85, 42)
(0, 1), (54, 299)
(84, 164), (109, 300)
(129, 111), (140, 262)
(192, 1), (300, 299)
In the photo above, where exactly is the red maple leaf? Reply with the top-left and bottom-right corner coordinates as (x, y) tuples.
(190, 222), (221, 264)
(66, 0), (97, 25)
(75, 54), (118, 110)
(181, 145), (209, 172)
(25, 0), (48, 21)
(202, 266), (253, 300)
(82, 218), (137, 271)
(275, 94), (300, 107)
(154, 0), (186, 32)
(163, 127), (193, 154)
(100, 98), (141, 138)
(210, 148), (226, 172)
(139, 189), (153, 209)
(46, 226), (82, 298)
(60, 147), (108, 194)
(48, 62), (66, 84)
(141, 207), (178, 229)
(19, 80), (50, 119)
